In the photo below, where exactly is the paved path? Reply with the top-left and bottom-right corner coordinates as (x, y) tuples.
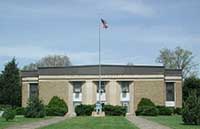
(6, 116), (68, 129)
(126, 115), (171, 129)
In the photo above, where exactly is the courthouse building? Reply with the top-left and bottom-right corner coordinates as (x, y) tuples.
(21, 65), (182, 115)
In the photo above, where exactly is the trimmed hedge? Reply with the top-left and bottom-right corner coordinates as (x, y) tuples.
(156, 106), (173, 115)
(75, 104), (95, 116)
(48, 96), (68, 109)
(138, 98), (156, 107)
(103, 105), (126, 116)
(136, 106), (159, 116)
(46, 96), (68, 116)
(136, 98), (158, 116)
(46, 106), (67, 116)
(74, 104), (126, 116)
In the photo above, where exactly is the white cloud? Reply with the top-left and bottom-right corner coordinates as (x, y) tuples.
(0, 45), (62, 59)
(0, 45), (100, 65)
(0, 45), (157, 66)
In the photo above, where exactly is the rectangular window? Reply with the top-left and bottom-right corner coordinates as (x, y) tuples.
(97, 81), (106, 93)
(73, 82), (82, 93)
(166, 82), (175, 101)
(75, 93), (80, 98)
(122, 92), (127, 98)
(121, 82), (129, 93)
(29, 83), (38, 99)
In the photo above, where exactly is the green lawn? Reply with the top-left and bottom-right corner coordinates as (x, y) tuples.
(144, 115), (200, 129)
(0, 115), (51, 129)
(40, 116), (139, 129)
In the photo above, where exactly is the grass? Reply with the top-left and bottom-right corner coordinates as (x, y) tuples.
(39, 116), (139, 129)
(143, 115), (200, 129)
(0, 115), (51, 129)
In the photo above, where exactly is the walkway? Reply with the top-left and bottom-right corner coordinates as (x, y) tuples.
(6, 116), (68, 129)
(126, 115), (171, 129)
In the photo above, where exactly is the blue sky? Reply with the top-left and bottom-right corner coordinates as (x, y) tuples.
(0, 0), (200, 72)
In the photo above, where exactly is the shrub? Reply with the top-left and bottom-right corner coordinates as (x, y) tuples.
(103, 105), (126, 116)
(15, 107), (25, 115)
(138, 98), (156, 107)
(136, 98), (158, 116)
(46, 106), (67, 116)
(136, 106), (158, 116)
(174, 107), (182, 115)
(156, 106), (173, 115)
(2, 109), (16, 121)
(182, 91), (200, 125)
(24, 97), (46, 118)
(48, 96), (68, 109)
(46, 96), (68, 116)
(75, 104), (95, 116)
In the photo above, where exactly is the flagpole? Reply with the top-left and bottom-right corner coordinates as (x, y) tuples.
(98, 18), (102, 113)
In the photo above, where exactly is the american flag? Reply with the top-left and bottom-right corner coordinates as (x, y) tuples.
(101, 18), (108, 29)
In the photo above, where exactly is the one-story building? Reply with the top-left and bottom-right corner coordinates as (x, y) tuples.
(21, 65), (182, 115)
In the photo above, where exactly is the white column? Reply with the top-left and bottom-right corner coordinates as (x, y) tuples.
(129, 81), (135, 114)
(82, 80), (94, 104)
(67, 82), (74, 115)
(108, 80), (120, 105)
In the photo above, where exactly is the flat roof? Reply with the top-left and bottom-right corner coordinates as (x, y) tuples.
(20, 64), (182, 77)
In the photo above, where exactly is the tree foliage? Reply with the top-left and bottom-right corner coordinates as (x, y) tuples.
(156, 47), (197, 78)
(0, 58), (21, 107)
(24, 97), (46, 118)
(183, 76), (200, 101)
(182, 91), (200, 125)
(23, 55), (71, 70)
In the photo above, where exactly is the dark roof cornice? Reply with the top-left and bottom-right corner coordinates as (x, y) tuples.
(20, 64), (182, 77)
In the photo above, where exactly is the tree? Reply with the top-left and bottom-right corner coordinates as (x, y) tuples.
(156, 47), (198, 78)
(182, 91), (200, 125)
(24, 97), (46, 118)
(0, 58), (21, 107)
(23, 63), (38, 71)
(183, 76), (200, 101)
(23, 55), (71, 70)
(0, 73), (3, 103)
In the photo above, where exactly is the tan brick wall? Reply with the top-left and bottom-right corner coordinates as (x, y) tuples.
(21, 76), (182, 114)
(175, 81), (182, 108)
(134, 80), (165, 110)
(22, 83), (29, 107)
(39, 81), (69, 105)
